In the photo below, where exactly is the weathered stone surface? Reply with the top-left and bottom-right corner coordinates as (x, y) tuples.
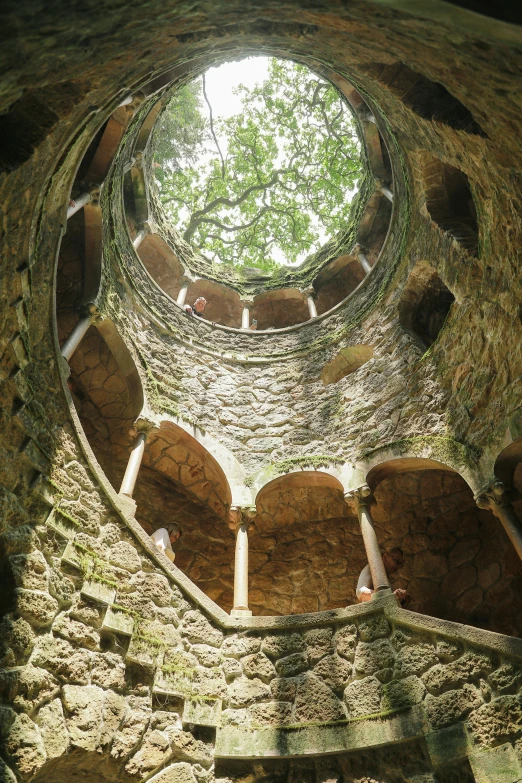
(313, 653), (352, 691)
(10, 551), (48, 591)
(344, 676), (382, 717)
(111, 697), (152, 761)
(62, 684), (105, 750)
(222, 634), (260, 658)
(97, 689), (126, 750)
(91, 651), (126, 690)
(16, 588), (58, 628)
(222, 657), (242, 681)
(242, 652), (276, 683)
(249, 700), (292, 726)
(382, 675), (426, 711)
(422, 651), (491, 694)
(125, 728), (173, 779)
(4, 713), (46, 779)
(36, 698), (69, 759)
(0, 664), (59, 712)
(270, 677), (298, 702)
(357, 614), (390, 642)
(354, 639), (395, 676)
(334, 623), (358, 660)
(31, 634), (90, 683)
(49, 565), (75, 606)
(395, 643), (438, 678)
(149, 762), (198, 783)
(425, 684), (482, 729)
(52, 612), (100, 649)
(488, 663), (522, 694)
(227, 676), (270, 708)
(181, 611), (223, 647)
(132, 571), (172, 606)
(191, 644), (221, 667)
(304, 628), (334, 663)
(262, 632), (304, 659)
(292, 674), (345, 724)
(109, 540), (142, 572)
(468, 695), (522, 747)
(275, 652), (309, 678)
(170, 729), (214, 766)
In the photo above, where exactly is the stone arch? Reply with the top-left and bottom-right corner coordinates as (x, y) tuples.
(494, 435), (522, 490)
(136, 233), (184, 302)
(360, 452), (520, 635)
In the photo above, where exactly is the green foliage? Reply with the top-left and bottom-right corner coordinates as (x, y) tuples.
(152, 58), (362, 272)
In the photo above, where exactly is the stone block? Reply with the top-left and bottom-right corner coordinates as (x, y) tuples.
(357, 613), (390, 642)
(395, 643), (438, 678)
(489, 663), (522, 694)
(261, 632), (305, 659)
(425, 684), (482, 730)
(468, 695), (522, 747)
(102, 605), (135, 636)
(313, 653), (352, 691)
(354, 639), (394, 676)
(45, 509), (78, 540)
(132, 571), (172, 607)
(3, 712), (46, 779)
(109, 540), (142, 573)
(110, 697), (151, 761)
(181, 610), (223, 647)
(275, 652), (309, 678)
(170, 729), (214, 766)
(222, 634), (261, 658)
(62, 684), (105, 751)
(91, 651), (126, 690)
(31, 634), (91, 683)
(227, 676), (270, 708)
(242, 652), (276, 683)
(304, 627), (334, 663)
(191, 644), (222, 667)
(381, 675), (426, 711)
(148, 762), (198, 783)
(292, 674), (346, 724)
(81, 578), (116, 605)
(249, 700), (292, 727)
(183, 698), (222, 727)
(36, 698), (69, 759)
(125, 727), (173, 779)
(10, 551), (48, 591)
(425, 722), (470, 768)
(52, 613), (100, 649)
(344, 676), (382, 717)
(15, 588), (58, 628)
(469, 743), (522, 783)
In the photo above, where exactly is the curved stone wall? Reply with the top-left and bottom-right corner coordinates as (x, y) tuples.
(2, 2), (522, 781)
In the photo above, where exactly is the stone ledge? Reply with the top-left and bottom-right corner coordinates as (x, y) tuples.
(215, 704), (426, 758)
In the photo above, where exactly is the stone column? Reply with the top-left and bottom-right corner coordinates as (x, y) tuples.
(354, 244), (372, 275)
(229, 507), (255, 616)
(475, 480), (522, 562)
(60, 303), (99, 361)
(176, 279), (190, 306)
(305, 289), (318, 319)
(346, 485), (390, 593)
(119, 419), (155, 499)
(381, 184), (394, 202)
(67, 191), (92, 219)
(241, 304), (250, 330)
(132, 224), (149, 250)
(118, 94), (133, 107)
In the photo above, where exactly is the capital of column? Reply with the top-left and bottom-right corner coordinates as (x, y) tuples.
(345, 484), (372, 507)
(81, 302), (102, 322)
(475, 479), (511, 511)
(227, 506), (256, 532)
(129, 417), (156, 442)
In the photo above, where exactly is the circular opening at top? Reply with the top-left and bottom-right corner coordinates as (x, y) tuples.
(151, 56), (365, 277)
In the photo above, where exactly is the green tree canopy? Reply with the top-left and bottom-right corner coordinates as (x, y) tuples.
(152, 58), (363, 273)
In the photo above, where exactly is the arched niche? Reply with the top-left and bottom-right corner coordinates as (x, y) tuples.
(136, 233), (184, 300)
(184, 279), (243, 327)
(364, 457), (521, 636)
(250, 289), (309, 330)
(398, 263), (455, 350)
(248, 471), (362, 616)
(314, 255), (365, 316)
(67, 319), (144, 481)
(116, 420), (236, 610)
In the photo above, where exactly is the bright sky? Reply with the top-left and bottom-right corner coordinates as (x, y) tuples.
(204, 56), (271, 119)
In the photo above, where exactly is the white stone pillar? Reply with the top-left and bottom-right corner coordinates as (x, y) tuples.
(354, 245), (372, 275)
(119, 420), (154, 498)
(476, 480), (522, 563)
(305, 290), (318, 319)
(347, 486), (390, 593)
(176, 280), (190, 307)
(229, 507), (254, 616)
(67, 191), (92, 219)
(241, 306), (250, 330)
(60, 304), (99, 361)
(133, 226), (149, 250)
(381, 185), (394, 202)
(118, 94), (133, 107)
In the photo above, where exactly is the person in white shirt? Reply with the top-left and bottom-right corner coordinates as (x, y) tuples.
(356, 548), (410, 606)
